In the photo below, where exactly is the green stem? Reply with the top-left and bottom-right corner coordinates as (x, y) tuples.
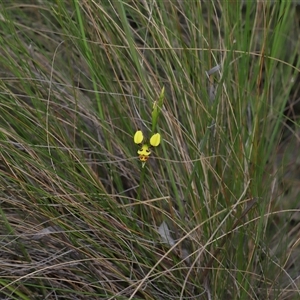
(135, 165), (146, 220)
(137, 166), (146, 200)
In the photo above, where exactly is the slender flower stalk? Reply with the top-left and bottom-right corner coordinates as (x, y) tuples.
(133, 88), (164, 211)
(133, 87), (164, 168)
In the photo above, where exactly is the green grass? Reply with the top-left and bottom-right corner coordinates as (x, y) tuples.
(0, 1), (300, 299)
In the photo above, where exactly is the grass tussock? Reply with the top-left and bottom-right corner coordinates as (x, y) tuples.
(0, 1), (300, 299)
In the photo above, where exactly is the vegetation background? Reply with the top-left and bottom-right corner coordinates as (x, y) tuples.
(0, 1), (300, 299)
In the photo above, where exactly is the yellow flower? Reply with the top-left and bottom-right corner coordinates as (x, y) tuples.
(133, 130), (161, 166)
(134, 130), (144, 144)
(150, 133), (161, 147)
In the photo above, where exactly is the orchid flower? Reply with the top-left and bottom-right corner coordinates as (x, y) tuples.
(133, 130), (161, 166)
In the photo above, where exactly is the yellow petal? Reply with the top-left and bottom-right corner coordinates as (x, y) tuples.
(139, 155), (149, 162)
(137, 144), (150, 156)
(134, 130), (144, 144)
(150, 133), (161, 147)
